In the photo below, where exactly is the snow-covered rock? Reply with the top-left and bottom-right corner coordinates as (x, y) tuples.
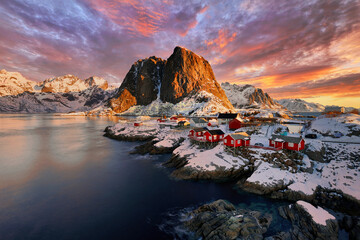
(0, 86), (116, 113)
(120, 91), (232, 116)
(221, 82), (282, 109)
(278, 98), (325, 112)
(38, 74), (112, 93)
(0, 69), (36, 96)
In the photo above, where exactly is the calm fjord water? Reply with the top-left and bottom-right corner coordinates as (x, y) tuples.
(0, 114), (290, 239)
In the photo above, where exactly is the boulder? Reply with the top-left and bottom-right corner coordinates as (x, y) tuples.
(279, 201), (339, 240)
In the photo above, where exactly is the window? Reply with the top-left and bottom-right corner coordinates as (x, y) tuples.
(271, 140), (274, 144)
(288, 142), (294, 147)
(231, 140), (234, 144)
(237, 140), (240, 144)
(220, 135), (222, 139)
(224, 139), (227, 143)
(214, 135), (217, 140)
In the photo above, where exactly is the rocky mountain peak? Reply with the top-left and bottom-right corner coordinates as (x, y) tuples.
(221, 82), (282, 109)
(84, 76), (108, 90)
(109, 46), (234, 114)
(0, 69), (36, 96)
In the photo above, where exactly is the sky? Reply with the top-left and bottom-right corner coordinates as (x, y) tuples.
(0, 0), (359, 108)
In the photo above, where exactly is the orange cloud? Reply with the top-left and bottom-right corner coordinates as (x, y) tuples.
(206, 29), (237, 50)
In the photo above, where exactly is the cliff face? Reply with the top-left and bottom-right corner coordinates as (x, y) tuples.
(160, 47), (233, 109)
(221, 82), (282, 109)
(110, 56), (165, 112)
(110, 46), (234, 114)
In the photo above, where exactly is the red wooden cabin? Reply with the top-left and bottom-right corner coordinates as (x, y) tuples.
(229, 118), (244, 130)
(224, 132), (250, 147)
(134, 122), (143, 127)
(269, 135), (305, 151)
(203, 129), (225, 142)
(189, 128), (207, 138)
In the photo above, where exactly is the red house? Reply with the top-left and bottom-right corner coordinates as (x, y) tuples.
(134, 122), (143, 127)
(157, 118), (166, 123)
(224, 132), (250, 147)
(229, 118), (244, 130)
(203, 129), (225, 142)
(269, 135), (305, 151)
(189, 127), (207, 138)
(170, 115), (186, 122)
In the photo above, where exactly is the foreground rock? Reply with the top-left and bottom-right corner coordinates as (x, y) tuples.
(279, 201), (338, 240)
(185, 200), (272, 240)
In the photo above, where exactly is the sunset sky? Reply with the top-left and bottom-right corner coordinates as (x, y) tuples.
(0, 0), (359, 107)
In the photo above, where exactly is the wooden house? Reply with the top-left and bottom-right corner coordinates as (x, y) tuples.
(229, 118), (244, 130)
(134, 122), (143, 127)
(190, 118), (208, 127)
(224, 132), (250, 147)
(269, 135), (305, 151)
(178, 120), (190, 127)
(217, 113), (240, 125)
(189, 127), (208, 138)
(170, 115), (187, 122)
(203, 129), (225, 142)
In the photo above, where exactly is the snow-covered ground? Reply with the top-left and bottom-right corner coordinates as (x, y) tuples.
(120, 91), (232, 116)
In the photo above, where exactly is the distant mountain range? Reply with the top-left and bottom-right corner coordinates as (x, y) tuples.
(1, 47), (355, 115)
(277, 99), (325, 112)
(221, 82), (283, 109)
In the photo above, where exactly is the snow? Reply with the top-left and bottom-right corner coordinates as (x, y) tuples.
(309, 114), (360, 138)
(121, 91), (232, 116)
(296, 200), (335, 226)
(278, 98), (325, 112)
(0, 69), (36, 96)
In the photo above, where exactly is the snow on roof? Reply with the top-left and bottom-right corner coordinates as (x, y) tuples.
(228, 132), (249, 140)
(296, 201), (336, 226)
(270, 134), (303, 144)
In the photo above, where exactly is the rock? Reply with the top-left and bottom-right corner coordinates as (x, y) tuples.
(305, 142), (326, 163)
(279, 201), (339, 240)
(185, 200), (272, 240)
(108, 46), (234, 114)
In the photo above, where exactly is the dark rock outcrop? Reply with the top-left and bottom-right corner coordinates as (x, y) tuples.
(279, 201), (339, 240)
(109, 46), (234, 113)
(185, 199), (272, 240)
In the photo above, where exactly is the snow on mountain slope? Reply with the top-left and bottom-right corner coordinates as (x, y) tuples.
(120, 90), (231, 116)
(278, 98), (325, 112)
(0, 69), (36, 96)
(0, 86), (116, 113)
(221, 82), (282, 109)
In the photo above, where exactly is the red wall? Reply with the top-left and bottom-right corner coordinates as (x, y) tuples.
(229, 119), (242, 130)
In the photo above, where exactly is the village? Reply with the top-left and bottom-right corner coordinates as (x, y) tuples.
(134, 112), (306, 153)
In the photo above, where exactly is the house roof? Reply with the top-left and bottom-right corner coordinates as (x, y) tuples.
(191, 127), (208, 132)
(270, 134), (303, 144)
(191, 118), (208, 123)
(217, 113), (239, 119)
(227, 132), (250, 140)
(206, 129), (225, 135)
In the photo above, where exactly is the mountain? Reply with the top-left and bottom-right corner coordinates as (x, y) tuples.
(109, 46), (234, 116)
(277, 99), (325, 112)
(0, 86), (116, 113)
(37, 74), (112, 93)
(0, 69), (37, 96)
(221, 82), (282, 109)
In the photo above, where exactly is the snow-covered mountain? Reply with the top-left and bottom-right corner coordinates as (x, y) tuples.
(37, 74), (112, 93)
(0, 86), (116, 113)
(0, 69), (37, 96)
(110, 46), (234, 116)
(277, 99), (325, 112)
(221, 82), (282, 109)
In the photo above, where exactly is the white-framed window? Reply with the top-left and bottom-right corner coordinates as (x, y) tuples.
(231, 140), (234, 144)
(288, 142), (294, 147)
(220, 135), (223, 139)
(271, 140), (274, 144)
(224, 139), (227, 143)
(214, 135), (217, 140)
(237, 140), (240, 144)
